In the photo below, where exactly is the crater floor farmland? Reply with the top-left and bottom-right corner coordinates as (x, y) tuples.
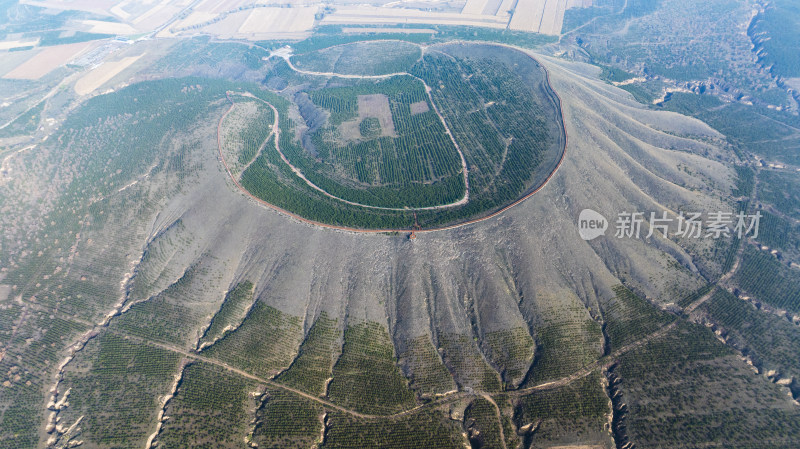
(2, 2), (800, 447)
(234, 40), (566, 229)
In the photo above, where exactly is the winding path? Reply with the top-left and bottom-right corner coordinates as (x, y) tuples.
(481, 393), (509, 449)
(217, 43), (568, 234)
(25, 284), (690, 426)
(236, 99), (278, 176)
(244, 49), (471, 211)
(221, 91), (467, 212)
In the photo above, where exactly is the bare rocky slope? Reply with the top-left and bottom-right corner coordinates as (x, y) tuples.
(116, 54), (732, 370)
(2, 46), (772, 449)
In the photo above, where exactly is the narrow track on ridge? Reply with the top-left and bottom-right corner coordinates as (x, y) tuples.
(217, 42), (568, 234)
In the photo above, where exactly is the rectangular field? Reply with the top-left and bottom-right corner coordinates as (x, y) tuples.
(74, 54), (144, 95)
(509, 0), (548, 32)
(410, 101), (430, 114)
(82, 19), (138, 35)
(131, 0), (182, 29)
(196, 0), (249, 14)
(238, 7), (318, 34)
(509, 0), (575, 34)
(497, 0), (516, 16)
(481, 0), (503, 15)
(201, 9), (250, 36)
(3, 41), (97, 80)
(0, 39), (39, 50)
(341, 27), (436, 34)
(462, 0), (490, 15)
(20, 0), (119, 16)
(109, 1), (131, 20)
(174, 10), (218, 29)
(540, 0), (568, 35)
(0, 50), (38, 77)
(358, 94), (396, 136)
(321, 6), (509, 29)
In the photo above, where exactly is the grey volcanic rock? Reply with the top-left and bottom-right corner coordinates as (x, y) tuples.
(116, 54), (734, 392)
(22, 50), (743, 448)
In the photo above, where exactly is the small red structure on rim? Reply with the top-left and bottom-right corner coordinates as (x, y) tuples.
(409, 212), (420, 240)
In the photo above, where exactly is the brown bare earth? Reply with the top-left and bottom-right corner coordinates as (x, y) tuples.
(200, 9), (249, 36)
(22, 0), (185, 33)
(509, 0), (590, 34)
(198, 0), (248, 14)
(410, 100), (430, 115)
(130, 0), (181, 30)
(20, 0), (119, 16)
(13, 0), (592, 47)
(509, 0), (547, 32)
(357, 94), (396, 135)
(341, 27), (436, 34)
(321, 6), (509, 29)
(238, 7), (318, 34)
(173, 10), (217, 29)
(3, 42), (96, 80)
(81, 19), (138, 35)
(462, 0), (490, 15)
(74, 54), (145, 95)
(19, 0), (590, 42)
(338, 94), (397, 142)
(0, 39), (39, 50)
(0, 50), (37, 77)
